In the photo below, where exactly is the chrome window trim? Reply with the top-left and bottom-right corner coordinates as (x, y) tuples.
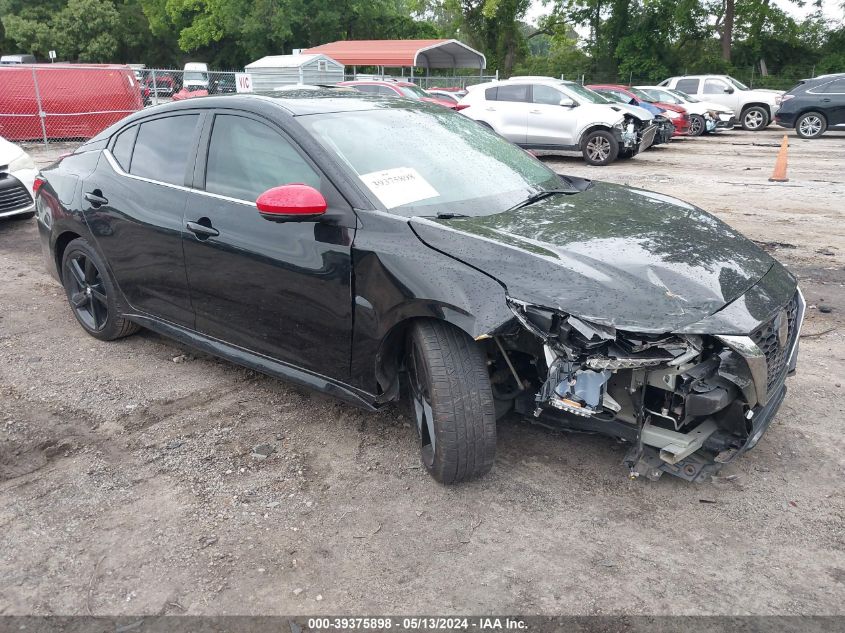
(103, 149), (255, 208)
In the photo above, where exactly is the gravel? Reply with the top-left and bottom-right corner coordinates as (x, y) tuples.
(1, 128), (843, 615)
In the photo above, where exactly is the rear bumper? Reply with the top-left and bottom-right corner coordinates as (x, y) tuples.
(775, 111), (797, 128)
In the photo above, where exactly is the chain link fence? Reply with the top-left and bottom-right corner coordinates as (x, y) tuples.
(0, 65), (145, 148)
(0, 66), (245, 148)
(2, 62), (820, 149)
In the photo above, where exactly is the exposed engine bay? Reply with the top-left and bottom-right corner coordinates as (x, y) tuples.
(483, 296), (803, 482)
(618, 114), (658, 154)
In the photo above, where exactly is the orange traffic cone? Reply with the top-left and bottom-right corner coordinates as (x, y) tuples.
(769, 134), (789, 182)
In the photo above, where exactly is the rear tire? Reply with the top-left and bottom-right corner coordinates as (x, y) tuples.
(405, 320), (496, 484)
(688, 114), (706, 136)
(581, 130), (619, 166)
(741, 106), (769, 131)
(795, 111), (827, 139)
(60, 238), (140, 341)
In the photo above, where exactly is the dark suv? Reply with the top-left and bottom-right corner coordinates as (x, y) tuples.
(776, 73), (845, 138)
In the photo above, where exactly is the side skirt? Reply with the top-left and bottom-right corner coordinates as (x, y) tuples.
(127, 314), (380, 412)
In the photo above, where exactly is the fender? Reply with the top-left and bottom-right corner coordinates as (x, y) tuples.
(348, 210), (513, 397)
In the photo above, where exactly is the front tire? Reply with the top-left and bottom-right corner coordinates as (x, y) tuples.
(688, 114), (706, 136)
(795, 111), (827, 139)
(581, 130), (619, 166)
(60, 238), (140, 341)
(741, 106), (769, 131)
(405, 320), (496, 484)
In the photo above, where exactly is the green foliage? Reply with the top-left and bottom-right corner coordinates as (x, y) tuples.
(0, 0), (841, 83)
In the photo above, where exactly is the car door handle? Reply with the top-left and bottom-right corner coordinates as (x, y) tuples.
(485, 107), (496, 111)
(529, 109), (542, 114)
(186, 220), (219, 238)
(84, 191), (108, 206)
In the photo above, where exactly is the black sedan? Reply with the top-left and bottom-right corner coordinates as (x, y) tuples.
(776, 73), (845, 138)
(34, 92), (804, 484)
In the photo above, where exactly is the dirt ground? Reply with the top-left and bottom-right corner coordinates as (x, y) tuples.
(1, 127), (843, 616)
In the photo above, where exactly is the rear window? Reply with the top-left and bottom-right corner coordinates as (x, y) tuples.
(485, 84), (529, 103)
(129, 115), (199, 186)
(676, 78), (699, 94)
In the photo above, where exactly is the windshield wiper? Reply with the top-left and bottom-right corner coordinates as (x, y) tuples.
(510, 188), (578, 211)
(435, 212), (470, 219)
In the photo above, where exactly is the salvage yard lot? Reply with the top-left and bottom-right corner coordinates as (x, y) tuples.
(1, 128), (843, 615)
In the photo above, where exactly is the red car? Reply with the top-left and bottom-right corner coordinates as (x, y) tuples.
(588, 84), (690, 136)
(338, 80), (460, 109)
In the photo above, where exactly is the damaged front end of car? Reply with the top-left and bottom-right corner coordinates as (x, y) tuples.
(484, 294), (805, 482)
(615, 114), (658, 154)
(653, 115), (675, 145)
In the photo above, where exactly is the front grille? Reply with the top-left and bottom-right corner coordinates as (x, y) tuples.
(750, 293), (800, 393)
(0, 175), (33, 213)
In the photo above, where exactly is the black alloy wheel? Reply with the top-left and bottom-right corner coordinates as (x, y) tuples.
(61, 238), (140, 341)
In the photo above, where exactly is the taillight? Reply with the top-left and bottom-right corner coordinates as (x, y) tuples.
(33, 176), (46, 195)
(454, 103), (469, 111)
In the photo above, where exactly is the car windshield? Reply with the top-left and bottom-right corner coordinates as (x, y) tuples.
(596, 91), (627, 104)
(299, 106), (566, 217)
(670, 89), (700, 103)
(185, 71), (207, 81)
(398, 84), (430, 99)
(628, 87), (654, 102)
(646, 88), (683, 104)
(727, 76), (749, 90)
(561, 83), (613, 104)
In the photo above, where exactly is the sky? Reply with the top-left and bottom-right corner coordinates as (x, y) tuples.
(524, 0), (845, 29)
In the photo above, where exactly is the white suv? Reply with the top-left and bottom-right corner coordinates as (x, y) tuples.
(658, 75), (782, 131)
(459, 78), (656, 165)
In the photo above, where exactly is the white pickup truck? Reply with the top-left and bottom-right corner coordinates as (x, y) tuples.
(658, 75), (783, 131)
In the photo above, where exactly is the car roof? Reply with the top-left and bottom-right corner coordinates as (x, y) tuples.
(505, 76), (575, 86)
(85, 91), (437, 146)
(341, 80), (412, 87)
(802, 72), (845, 82)
(131, 91), (434, 120)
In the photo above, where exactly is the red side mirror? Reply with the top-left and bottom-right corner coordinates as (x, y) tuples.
(256, 184), (327, 222)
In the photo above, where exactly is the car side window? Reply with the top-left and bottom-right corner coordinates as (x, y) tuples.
(822, 79), (845, 93)
(703, 79), (728, 94)
(532, 84), (563, 105)
(485, 86), (498, 100)
(111, 125), (137, 171)
(377, 85), (398, 96)
(204, 114), (321, 202)
(676, 79), (699, 94)
(130, 114), (199, 186)
(353, 85), (379, 94)
(495, 84), (530, 103)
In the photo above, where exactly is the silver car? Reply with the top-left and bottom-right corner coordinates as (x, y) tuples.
(459, 77), (657, 165)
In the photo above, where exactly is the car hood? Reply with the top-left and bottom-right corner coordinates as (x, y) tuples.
(409, 182), (776, 333)
(747, 88), (784, 102)
(0, 136), (25, 163)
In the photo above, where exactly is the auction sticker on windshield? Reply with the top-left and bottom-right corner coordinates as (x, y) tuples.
(360, 167), (439, 209)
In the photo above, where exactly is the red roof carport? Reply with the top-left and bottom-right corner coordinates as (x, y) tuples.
(303, 39), (486, 76)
